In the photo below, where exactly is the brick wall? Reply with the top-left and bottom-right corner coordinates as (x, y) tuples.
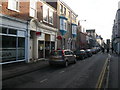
(1, 1), (30, 20)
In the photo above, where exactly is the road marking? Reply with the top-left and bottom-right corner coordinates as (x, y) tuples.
(40, 79), (48, 83)
(95, 58), (108, 89)
(59, 71), (65, 74)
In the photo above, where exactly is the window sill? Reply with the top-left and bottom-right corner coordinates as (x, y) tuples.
(43, 20), (49, 23)
(49, 22), (53, 26)
(8, 7), (20, 12)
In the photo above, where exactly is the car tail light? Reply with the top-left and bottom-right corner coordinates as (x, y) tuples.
(62, 50), (64, 56)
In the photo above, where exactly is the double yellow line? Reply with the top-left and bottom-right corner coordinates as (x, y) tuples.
(95, 58), (109, 89)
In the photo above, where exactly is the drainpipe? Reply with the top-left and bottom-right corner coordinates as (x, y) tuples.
(26, 20), (30, 63)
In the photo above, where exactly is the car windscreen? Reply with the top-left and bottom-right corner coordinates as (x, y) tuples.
(50, 51), (63, 56)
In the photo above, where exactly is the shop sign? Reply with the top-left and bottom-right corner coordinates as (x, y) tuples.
(36, 32), (41, 36)
(57, 36), (62, 40)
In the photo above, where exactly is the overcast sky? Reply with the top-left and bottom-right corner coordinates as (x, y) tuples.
(63, 0), (120, 41)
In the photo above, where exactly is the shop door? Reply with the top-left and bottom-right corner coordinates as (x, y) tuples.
(38, 41), (44, 58)
(30, 39), (33, 59)
(45, 41), (50, 58)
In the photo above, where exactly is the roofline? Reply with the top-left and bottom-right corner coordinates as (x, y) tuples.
(59, 0), (78, 17)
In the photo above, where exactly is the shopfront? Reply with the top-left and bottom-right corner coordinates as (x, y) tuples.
(37, 28), (57, 59)
(0, 15), (28, 64)
(0, 27), (26, 63)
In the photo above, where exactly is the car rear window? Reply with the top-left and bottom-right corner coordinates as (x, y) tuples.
(50, 51), (63, 56)
(76, 51), (84, 54)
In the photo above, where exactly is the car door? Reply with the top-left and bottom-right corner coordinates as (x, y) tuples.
(64, 51), (71, 62)
(70, 51), (75, 62)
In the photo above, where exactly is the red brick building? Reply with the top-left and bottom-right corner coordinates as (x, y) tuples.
(0, 0), (58, 64)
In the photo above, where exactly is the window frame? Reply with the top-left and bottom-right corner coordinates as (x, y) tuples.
(43, 5), (49, 23)
(64, 7), (66, 15)
(30, 0), (37, 18)
(60, 4), (63, 14)
(49, 9), (54, 25)
(8, 0), (20, 12)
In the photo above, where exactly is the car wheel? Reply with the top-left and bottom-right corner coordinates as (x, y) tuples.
(74, 59), (76, 64)
(49, 63), (53, 66)
(65, 61), (68, 67)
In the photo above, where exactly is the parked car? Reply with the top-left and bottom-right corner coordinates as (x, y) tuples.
(91, 49), (97, 54)
(74, 50), (87, 60)
(85, 49), (92, 57)
(49, 50), (76, 67)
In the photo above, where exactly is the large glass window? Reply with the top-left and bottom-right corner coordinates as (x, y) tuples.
(60, 19), (64, 30)
(1, 27), (26, 62)
(18, 37), (25, 60)
(60, 18), (67, 31)
(9, 28), (17, 35)
(2, 27), (7, 34)
(72, 25), (77, 35)
(2, 36), (17, 62)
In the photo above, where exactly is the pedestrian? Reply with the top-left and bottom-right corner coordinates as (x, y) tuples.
(102, 47), (105, 53)
(111, 47), (113, 53)
(107, 48), (109, 53)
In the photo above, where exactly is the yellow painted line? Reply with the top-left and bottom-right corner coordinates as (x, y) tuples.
(95, 58), (108, 89)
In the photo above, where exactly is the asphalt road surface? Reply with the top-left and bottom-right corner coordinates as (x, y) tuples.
(3, 52), (109, 88)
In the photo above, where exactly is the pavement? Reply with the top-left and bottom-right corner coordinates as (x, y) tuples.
(108, 51), (120, 88)
(2, 59), (49, 80)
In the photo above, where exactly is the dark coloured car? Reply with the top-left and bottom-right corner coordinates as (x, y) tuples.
(91, 49), (97, 54)
(49, 50), (76, 67)
(85, 49), (92, 57)
(75, 50), (87, 60)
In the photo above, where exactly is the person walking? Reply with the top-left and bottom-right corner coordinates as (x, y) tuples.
(102, 47), (105, 53)
(107, 48), (109, 53)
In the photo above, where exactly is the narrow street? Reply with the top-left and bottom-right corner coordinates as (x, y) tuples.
(3, 52), (110, 88)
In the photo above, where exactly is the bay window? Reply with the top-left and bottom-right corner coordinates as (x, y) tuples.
(72, 24), (77, 37)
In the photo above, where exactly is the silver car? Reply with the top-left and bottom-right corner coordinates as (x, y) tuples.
(49, 50), (76, 67)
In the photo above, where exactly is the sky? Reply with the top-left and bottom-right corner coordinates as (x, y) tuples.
(63, 0), (120, 41)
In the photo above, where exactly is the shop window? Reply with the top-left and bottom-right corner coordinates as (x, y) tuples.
(18, 37), (25, 60)
(9, 29), (17, 35)
(2, 27), (7, 34)
(2, 36), (16, 48)
(2, 36), (17, 62)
